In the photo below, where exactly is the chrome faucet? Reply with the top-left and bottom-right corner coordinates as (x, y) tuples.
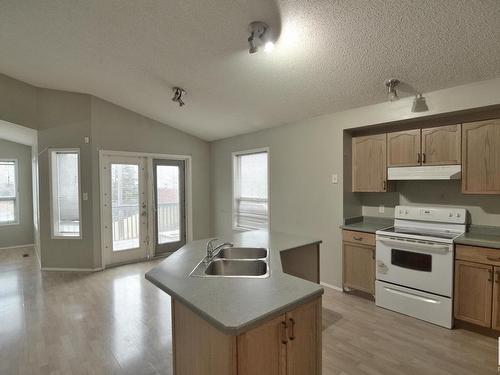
(205, 238), (233, 262)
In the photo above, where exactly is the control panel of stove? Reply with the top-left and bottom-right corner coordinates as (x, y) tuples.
(395, 206), (467, 224)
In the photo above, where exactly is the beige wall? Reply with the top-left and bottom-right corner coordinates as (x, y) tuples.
(0, 138), (34, 247)
(211, 78), (500, 288)
(0, 74), (38, 130)
(90, 97), (211, 267)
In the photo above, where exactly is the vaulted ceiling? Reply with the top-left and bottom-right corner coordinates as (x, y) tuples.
(1, 1), (500, 140)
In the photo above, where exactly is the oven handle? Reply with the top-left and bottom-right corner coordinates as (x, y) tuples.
(383, 286), (440, 304)
(378, 237), (450, 255)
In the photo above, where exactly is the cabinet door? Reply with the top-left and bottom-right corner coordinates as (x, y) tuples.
(342, 241), (375, 294)
(387, 129), (421, 167)
(286, 298), (321, 375)
(454, 260), (492, 327)
(421, 125), (461, 165)
(352, 134), (387, 192)
(462, 120), (500, 194)
(492, 267), (500, 331)
(237, 315), (286, 375)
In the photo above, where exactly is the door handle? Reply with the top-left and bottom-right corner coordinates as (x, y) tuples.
(422, 153), (426, 164)
(288, 318), (295, 341)
(353, 236), (363, 241)
(488, 269), (493, 282)
(280, 321), (288, 344)
(417, 153), (421, 164)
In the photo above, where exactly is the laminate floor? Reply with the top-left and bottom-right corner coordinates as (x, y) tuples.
(0, 247), (497, 374)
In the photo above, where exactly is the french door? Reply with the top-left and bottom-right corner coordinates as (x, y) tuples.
(153, 159), (186, 255)
(101, 155), (148, 266)
(100, 152), (188, 267)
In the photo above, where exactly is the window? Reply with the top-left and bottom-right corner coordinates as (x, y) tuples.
(0, 160), (18, 225)
(233, 149), (269, 230)
(50, 149), (81, 238)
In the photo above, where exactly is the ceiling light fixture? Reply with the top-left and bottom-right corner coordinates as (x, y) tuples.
(411, 93), (429, 112)
(172, 87), (186, 107)
(248, 21), (274, 54)
(384, 78), (400, 102)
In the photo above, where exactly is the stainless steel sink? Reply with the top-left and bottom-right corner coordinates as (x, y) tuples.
(215, 247), (268, 260)
(205, 259), (268, 277)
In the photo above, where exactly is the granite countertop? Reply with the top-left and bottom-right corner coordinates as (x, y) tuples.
(455, 225), (500, 249)
(340, 216), (394, 234)
(145, 230), (323, 335)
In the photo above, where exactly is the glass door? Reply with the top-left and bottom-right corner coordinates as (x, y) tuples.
(102, 155), (148, 266)
(153, 159), (186, 255)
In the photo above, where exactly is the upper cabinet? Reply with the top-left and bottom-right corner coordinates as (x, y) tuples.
(462, 120), (500, 194)
(352, 134), (388, 192)
(421, 125), (461, 165)
(387, 129), (421, 167)
(387, 126), (462, 167)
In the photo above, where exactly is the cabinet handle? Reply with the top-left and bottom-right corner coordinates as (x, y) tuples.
(417, 153), (421, 164)
(281, 321), (288, 344)
(488, 269), (493, 282)
(353, 236), (363, 241)
(383, 180), (386, 191)
(422, 153), (426, 164)
(486, 256), (500, 262)
(289, 318), (296, 341)
(495, 271), (500, 284)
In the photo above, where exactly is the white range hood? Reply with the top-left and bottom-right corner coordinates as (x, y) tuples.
(387, 165), (461, 180)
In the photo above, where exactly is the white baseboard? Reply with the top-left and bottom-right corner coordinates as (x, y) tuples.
(0, 243), (35, 251)
(320, 281), (343, 292)
(41, 267), (103, 272)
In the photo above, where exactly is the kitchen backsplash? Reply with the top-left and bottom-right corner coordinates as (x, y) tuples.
(361, 180), (500, 227)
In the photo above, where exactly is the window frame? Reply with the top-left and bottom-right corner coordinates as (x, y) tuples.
(0, 158), (19, 226)
(232, 147), (270, 232)
(49, 148), (82, 239)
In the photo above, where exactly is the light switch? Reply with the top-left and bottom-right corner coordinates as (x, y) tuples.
(379, 205), (385, 214)
(331, 174), (338, 184)
(82, 192), (89, 201)
(84, 136), (90, 144)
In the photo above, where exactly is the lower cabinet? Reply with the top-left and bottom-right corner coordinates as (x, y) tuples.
(172, 297), (322, 375)
(342, 230), (375, 295)
(237, 298), (322, 375)
(454, 245), (500, 330)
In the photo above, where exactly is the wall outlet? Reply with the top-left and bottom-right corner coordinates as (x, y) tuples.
(379, 205), (385, 214)
(331, 174), (338, 184)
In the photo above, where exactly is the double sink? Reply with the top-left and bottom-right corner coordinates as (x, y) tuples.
(190, 247), (270, 278)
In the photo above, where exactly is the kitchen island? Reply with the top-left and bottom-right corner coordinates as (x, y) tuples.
(145, 230), (323, 375)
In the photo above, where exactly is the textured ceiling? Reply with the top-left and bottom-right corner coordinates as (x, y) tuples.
(1, 1), (500, 141)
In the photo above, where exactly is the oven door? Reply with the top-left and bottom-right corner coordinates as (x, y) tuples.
(376, 236), (453, 297)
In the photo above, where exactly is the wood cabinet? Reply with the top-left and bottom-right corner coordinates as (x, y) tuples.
(387, 129), (421, 167)
(342, 230), (375, 295)
(238, 298), (321, 375)
(454, 260), (492, 327)
(454, 244), (500, 330)
(172, 297), (322, 375)
(352, 134), (388, 192)
(462, 120), (500, 194)
(421, 125), (461, 165)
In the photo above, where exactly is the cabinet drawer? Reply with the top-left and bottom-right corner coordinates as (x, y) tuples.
(342, 230), (375, 246)
(456, 244), (500, 266)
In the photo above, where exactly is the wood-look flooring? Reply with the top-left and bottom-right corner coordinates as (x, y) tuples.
(0, 247), (497, 374)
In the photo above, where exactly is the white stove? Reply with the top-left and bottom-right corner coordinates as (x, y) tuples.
(375, 206), (467, 329)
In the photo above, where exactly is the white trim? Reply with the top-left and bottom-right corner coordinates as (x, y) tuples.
(98, 150), (193, 268)
(0, 158), (20, 225)
(41, 267), (103, 272)
(0, 243), (34, 251)
(231, 147), (270, 232)
(49, 148), (83, 239)
(320, 281), (343, 292)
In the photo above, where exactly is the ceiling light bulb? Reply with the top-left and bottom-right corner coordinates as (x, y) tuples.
(384, 79), (400, 102)
(264, 41), (275, 53)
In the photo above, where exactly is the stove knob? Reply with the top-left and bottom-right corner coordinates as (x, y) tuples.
(456, 213), (461, 218)
(449, 213), (453, 218)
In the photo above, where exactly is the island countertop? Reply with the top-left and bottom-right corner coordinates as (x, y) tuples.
(145, 230), (323, 335)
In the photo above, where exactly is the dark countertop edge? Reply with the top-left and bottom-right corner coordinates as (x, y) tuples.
(145, 272), (324, 335)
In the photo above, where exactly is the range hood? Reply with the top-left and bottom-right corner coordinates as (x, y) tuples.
(387, 165), (461, 180)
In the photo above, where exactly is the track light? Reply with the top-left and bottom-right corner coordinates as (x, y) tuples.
(384, 79), (400, 102)
(248, 21), (274, 54)
(412, 93), (429, 112)
(172, 87), (186, 107)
